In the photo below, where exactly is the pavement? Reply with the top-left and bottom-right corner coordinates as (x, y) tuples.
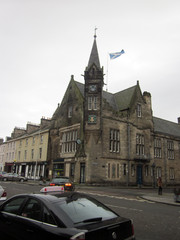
(140, 191), (180, 206)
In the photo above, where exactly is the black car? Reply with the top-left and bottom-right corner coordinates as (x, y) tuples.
(50, 177), (75, 191)
(0, 187), (135, 240)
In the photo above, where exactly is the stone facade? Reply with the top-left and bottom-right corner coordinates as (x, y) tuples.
(48, 36), (180, 186)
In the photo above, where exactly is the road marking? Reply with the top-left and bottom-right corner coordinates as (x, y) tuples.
(106, 204), (143, 212)
(77, 190), (154, 204)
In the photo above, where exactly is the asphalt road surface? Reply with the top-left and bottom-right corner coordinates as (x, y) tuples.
(1, 181), (180, 240)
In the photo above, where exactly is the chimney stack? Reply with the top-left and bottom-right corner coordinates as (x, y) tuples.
(178, 117), (180, 124)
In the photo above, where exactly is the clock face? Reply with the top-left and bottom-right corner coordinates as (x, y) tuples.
(89, 85), (97, 92)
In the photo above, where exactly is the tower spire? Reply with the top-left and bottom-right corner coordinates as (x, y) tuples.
(87, 28), (100, 69)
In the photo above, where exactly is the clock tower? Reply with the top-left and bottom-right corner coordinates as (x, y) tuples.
(84, 33), (104, 131)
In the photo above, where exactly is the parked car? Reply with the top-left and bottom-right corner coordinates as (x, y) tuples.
(0, 171), (7, 179)
(49, 177), (74, 191)
(0, 185), (7, 202)
(1, 173), (28, 182)
(0, 187), (135, 240)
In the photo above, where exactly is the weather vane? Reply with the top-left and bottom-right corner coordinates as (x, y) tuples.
(94, 27), (98, 38)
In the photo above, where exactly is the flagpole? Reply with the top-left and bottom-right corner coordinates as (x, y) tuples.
(106, 53), (109, 92)
(106, 50), (125, 91)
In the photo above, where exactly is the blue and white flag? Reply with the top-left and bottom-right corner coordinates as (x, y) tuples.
(109, 49), (125, 60)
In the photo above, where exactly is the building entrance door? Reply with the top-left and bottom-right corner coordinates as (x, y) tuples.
(80, 163), (85, 183)
(21, 165), (26, 176)
(137, 165), (143, 186)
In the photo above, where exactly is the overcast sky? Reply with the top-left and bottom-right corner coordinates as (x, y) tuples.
(0, 0), (180, 140)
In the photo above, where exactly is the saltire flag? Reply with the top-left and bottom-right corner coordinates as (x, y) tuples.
(109, 49), (125, 60)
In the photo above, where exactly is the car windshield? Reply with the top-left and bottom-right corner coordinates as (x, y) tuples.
(55, 195), (117, 225)
(52, 178), (69, 183)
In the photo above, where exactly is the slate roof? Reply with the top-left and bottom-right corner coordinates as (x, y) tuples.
(102, 91), (118, 110)
(75, 81), (84, 96)
(114, 85), (137, 111)
(75, 80), (137, 111)
(153, 117), (180, 137)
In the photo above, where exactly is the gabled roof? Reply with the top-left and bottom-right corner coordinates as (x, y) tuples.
(114, 85), (137, 111)
(153, 117), (180, 138)
(75, 81), (84, 96)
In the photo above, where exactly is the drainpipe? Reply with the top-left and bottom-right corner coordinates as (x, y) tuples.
(127, 117), (130, 187)
(163, 138), (167, 187)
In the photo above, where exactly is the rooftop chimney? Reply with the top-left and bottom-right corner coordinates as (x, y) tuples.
(178, 117), (180, 124)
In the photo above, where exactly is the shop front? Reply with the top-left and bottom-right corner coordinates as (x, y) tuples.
(53, 158), (64, 178)
(14, 162), (47, 179)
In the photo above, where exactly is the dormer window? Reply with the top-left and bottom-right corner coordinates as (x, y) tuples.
(137, 104), (142, 118)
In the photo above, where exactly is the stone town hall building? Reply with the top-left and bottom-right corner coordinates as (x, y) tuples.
(1, 35), (180, 186)
(49, 35), (180, 186)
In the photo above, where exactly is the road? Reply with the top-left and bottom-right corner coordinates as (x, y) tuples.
(1, 181), (180, 240)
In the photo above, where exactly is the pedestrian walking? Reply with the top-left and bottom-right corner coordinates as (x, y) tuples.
(157, 177), (162, 195)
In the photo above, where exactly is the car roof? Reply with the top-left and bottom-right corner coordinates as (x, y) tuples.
(9, 191), (86, 204)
